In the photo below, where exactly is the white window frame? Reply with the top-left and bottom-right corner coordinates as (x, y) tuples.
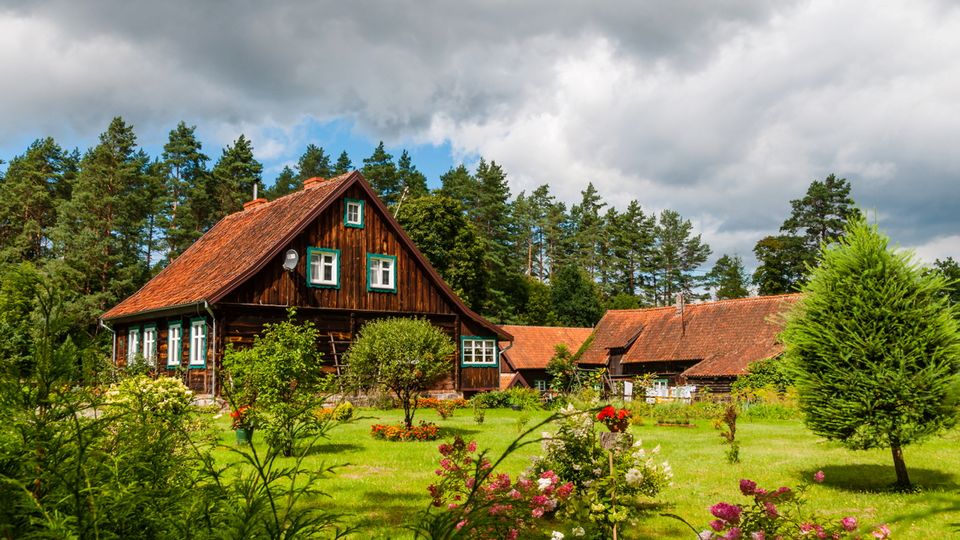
(189, 318), (207, 367)
(143, 325), (157, 366)
(461, 337), (497, 366)
(344, 199), (364, 227)
(308, 248), (340, 288)
(127, 327), (140, 362)
(367, 254), (396, 292)
(167, 322), (182, 368)
(534, 379), (548, 392)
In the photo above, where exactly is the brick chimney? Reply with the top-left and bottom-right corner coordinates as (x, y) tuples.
(243, 198), (268, 211)
(303, 176), (326, 189)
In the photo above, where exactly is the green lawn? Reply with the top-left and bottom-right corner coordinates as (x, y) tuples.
(211, 408), (960, 538)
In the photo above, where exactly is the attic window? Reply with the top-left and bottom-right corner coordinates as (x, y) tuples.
(344, 198), (364, 228)
(307, 247), (340, 288)
(461, 337), (498, 367)
(367, 253), (396, 292)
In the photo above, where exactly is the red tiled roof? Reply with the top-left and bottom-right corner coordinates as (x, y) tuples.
(102, 173), (353, 320)
(577, 295), (801, 377)
(499, 325), (593, 370)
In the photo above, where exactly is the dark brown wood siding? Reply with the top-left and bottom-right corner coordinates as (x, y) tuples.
(114, 319), (216, 394)
(223, 184), (457, 315)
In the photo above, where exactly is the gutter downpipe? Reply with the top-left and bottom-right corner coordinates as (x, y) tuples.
(100, 319), (116, 366)
(203, 300), (217, 399)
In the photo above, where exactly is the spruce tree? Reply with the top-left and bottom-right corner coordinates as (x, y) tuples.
(396, 149), (429, 201)
(333, 151), (353, 175)
(782, 218), (960, 489)
(652, 209), (711, 305)
(438, 164), (478, 214)
(705, 254), (750, 300)
(569, 182), (606, 280)
(550, 265), (603, 327)
(297, 144), (332, 181)
(362, 142), (400, 206)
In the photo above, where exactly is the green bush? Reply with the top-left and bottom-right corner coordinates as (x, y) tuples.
(470, 387), (543, 410)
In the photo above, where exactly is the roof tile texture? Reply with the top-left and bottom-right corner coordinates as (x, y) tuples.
(578, 295), (800, 377)
(102, 174), (350, 319)
(499, 325), (594, 370)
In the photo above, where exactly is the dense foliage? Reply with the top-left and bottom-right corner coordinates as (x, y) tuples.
(782, 217), (960, 488)
(222, 309), (335, 456)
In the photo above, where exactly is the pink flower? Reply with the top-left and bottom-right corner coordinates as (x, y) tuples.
(467, 440), (477, 452)
(710, 519), (725, 532)
(725, 528), (741, 540)
(557, 482), (574, 498)
(840, 517), (857, 532)
(710, 502), (742, 524)
(438, 443), (453, 456)
(507, 529), (519, 540)
(800, 523), (816, 533)
(751, 532), (765, 540)
(447, 503), (458, 509)
(532, 507), (545, 518)
(813, 470), (825, 483)
(739, 479), (757, 496)
(871, 524), (891, 539)
(532, 495), (549, 506)
(455, 519), (467, 530)
(508, 488), (521, 499)
(465, 478), (476, 489)
(764, 502), (778, 518)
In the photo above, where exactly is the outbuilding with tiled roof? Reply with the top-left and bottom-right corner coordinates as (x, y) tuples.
(101, 171), (511, 396)
(498, 325), (594, 391)
(578, 294), (800, 393)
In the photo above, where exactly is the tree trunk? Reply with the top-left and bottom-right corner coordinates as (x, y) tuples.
(891, 444), (910, 489)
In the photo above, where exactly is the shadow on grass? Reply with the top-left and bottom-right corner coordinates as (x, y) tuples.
(799, 464), (959, 492)
(347, 489), (426, 531)
(303, 442), (364, 456)
(440, 426), (481, 437)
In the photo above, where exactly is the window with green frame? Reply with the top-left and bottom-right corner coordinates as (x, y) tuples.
(366, 253), (397, 292)
(460, 336), (498, 367)
(143, 324), (157, 367)
(189, 318), (207, 368)
(127, 326), (140, 362)
(167, 321), (182, 368)
(344, 198), (364, 228)
(307, 247), (340, 288)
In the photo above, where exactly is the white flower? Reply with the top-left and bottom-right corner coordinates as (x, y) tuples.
(651, 444), (661, 454)
(538, 477), (553, 491)
(551, 532), (565, 540)
(572, 526), (586, 537)
(625, 467), (644, 487)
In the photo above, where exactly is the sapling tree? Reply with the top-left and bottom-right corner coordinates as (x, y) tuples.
(782, 217), (960, 489)
(345, 318), (455, 429)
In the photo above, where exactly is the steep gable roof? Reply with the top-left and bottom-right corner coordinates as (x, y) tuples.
(577, 294), (800, 377)
(499, 325), (593, 370)
(102, 172), (509, 340)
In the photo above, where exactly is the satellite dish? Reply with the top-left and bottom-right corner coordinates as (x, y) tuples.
(283, 249), (299, 272)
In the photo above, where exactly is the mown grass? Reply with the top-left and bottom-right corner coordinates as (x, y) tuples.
(210, 408), (960, 538)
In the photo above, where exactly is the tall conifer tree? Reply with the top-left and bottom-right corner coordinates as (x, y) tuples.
(162, 121), (211, 259)
(333, 151), (353, 175)
(210, 134), (262, 219)
(297, 144), (332, 181)
(362, 142), (400, 206)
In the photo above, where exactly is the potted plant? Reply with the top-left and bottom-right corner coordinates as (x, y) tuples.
(231, 405), (254, 443)
(596, 405), (631, 433)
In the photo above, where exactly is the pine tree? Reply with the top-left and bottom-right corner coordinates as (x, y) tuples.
(297, 144), (332, 181)
(210, 134), (262, 220)
(50, 117), (151, 324)
(0, 138), (71, 263)
(652, 210), (711, 305)
(610, 200), (656, 302)
(783, 218), (960, 489)
(569, 183), (606, 280)
(754, 174), (861, 294)
(266, 166), (298, 200)
(550, 265), (603, 327)
(362, 142), (400, 206)
(396, 149), (428, 203)
(705, 254), (750, 300)
(162, 122), (211, 259)
(438, 165), (478, 215)
(333, 151), (353, 175)
(473, 159), (516, 317)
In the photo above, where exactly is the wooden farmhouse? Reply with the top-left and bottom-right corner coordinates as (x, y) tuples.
(101, 171), (512, 397)
(577, 294), (800, 393)
(498, 325), (593, 391)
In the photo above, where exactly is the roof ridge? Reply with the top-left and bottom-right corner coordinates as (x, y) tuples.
(499, 324), (593, 330)
(223, 172), (353, 219)
(606, 293), (802, 315)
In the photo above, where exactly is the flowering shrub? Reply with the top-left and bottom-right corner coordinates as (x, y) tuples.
(417, 397), (470, 409)
(107, 375), (194, 419)
(231, 405), (252, 430)
(596, 405), (631, 432)
(678, 472), (892, 539)
(427, 436), (574, 539)
(370, 421), (440, 441)
(533, 404), (672, 537)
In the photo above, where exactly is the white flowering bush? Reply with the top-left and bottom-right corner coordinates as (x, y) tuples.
(107, 375), (194, 420)
(532, 404), (673, 538)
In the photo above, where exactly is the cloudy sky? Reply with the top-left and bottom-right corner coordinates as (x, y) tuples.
(2, 0), (958, 269)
